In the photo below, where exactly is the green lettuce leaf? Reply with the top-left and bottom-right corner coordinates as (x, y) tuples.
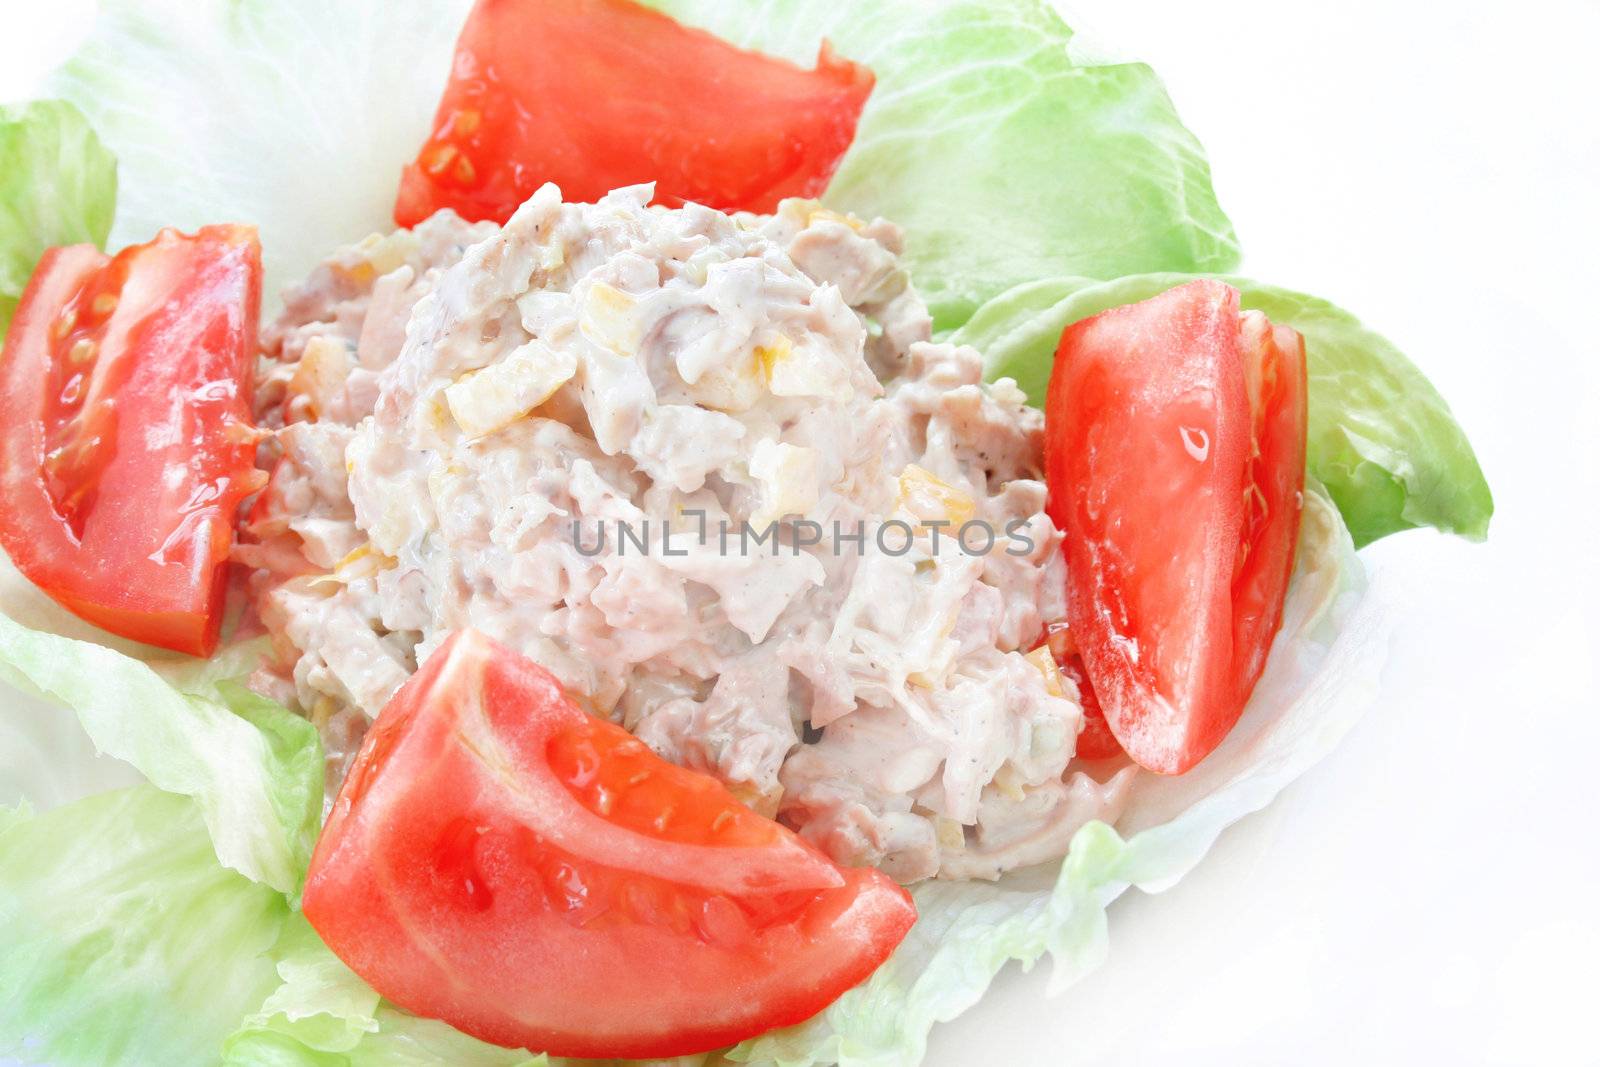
(227, 914), (383, 1060)
(220, 914), (711, 1067)
(224, 1004), (550, 1067)
(644, 0), (1240, 329)
(0, 99), (117, 340)
(47, 0), (1236, 331)
(954, 274), (1493, 546)
(0, 785), (289, 1067)
(0, 611), (322, 895)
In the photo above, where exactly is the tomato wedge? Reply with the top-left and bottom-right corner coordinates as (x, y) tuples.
(393, 0), (874, 226)
(1043, 280), (1308, 775)
(303, 630), (916, 1059)
(0, 227), (262, 655)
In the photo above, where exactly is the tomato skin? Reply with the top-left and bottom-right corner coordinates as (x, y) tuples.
(304, 630), (916, 1059)
(1231, 314), (1309, 706)
(0, 227), (262, 655)
(394, 0), (874, 226)
(1043, 280), (1307, 775)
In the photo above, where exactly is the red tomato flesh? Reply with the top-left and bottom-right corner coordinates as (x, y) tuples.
(1071, 681), (1126, 762)
(1043, 280), (1308, 775)
(303, 630), (916, 1059)
(0, 227), (262, 655)
(394, 0), (874, 226)
(1037, 622), (1124, 761)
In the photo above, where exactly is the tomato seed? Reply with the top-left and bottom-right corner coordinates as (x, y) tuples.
(422, 143), (459, 176)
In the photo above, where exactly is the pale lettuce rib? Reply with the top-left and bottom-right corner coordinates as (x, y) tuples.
(0, 786), (289, 1067)
(0, 610), (322, 896)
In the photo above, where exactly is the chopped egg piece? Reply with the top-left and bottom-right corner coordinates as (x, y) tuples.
(342, 230), (420, 282)
(935, 817), (967, 850)
(286, 336), (351, 421)
(729, 782), (784, 820)
(761, 334), (852, 401)
(445, 340), (578, 439)
(897, 464), (978, 528)
(1024, 645), (1067, 698)
(307, 543), (397, 588)
(689, 351), (766, 413)
(538, 239), (565, 273)
(579, 281), (641, 356)
(807, 206), (868, 233)
(749, 439), (819, 528)
(991, 765), (1028, 802)
(756, 335), (793, 381)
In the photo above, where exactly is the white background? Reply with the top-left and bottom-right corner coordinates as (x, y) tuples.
(3, 2), (1598, 1065)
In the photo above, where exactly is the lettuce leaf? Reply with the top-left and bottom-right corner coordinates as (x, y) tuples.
(0, 786), (289, 1067)
(226, 1006), (724, 1067)
(225, 1002), (550, 1067)
(0, 611), (322, 895)
(644, 0), (1240, 329)
(0, 99), (117, 341)
(954, 274), (1493, 546)
(226, 914), (384, 1061)
(219, 916), (703, 1067)
(47, 0), (1236, 330)
(47, 0), (474, 309)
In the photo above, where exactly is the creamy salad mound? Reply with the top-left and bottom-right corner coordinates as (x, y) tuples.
(242, 185), (1132, 884)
